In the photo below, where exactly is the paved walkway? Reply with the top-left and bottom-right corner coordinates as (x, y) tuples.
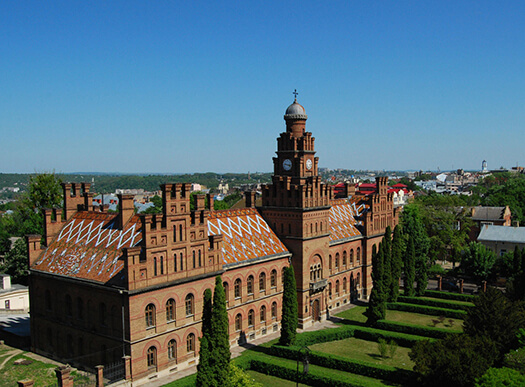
(146, 302), (356, 387)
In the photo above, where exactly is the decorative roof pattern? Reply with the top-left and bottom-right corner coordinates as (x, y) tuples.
(207, 208), (289, 265)
(329, 199), (366, 242)
(32, 212), (142, 283)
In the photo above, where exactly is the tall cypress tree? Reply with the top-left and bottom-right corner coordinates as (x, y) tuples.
(196, 288), (213, 387)
(366, 244), (386, 325)
(415, 254), (428, 296)
(279, 265), (298, 346)
(210, 276), (230, 386)
(405, 236), (416, 297)
(390, 225), (404, 302)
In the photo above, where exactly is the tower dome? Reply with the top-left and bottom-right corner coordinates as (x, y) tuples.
(284, 99), (307, 121)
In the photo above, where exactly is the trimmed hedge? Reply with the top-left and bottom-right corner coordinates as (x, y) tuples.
(397, 295), (474, 310)
(250, 357), (386, 387)
(375, 320), (461, 339)
(387, 302), (467, 319)
(424, 289), (477, 302)
(294, 323), (429, 348)
(270, 345), (414, 384)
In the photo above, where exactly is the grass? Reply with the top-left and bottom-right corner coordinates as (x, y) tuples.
(418, 297), (474, 307)
(336, 305), (464, 330)
(247, 370), (310, 386)
(310, 337), (414, 370)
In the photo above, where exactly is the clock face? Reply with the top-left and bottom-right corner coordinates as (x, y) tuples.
(306, 159), (313, 170)
(283, 159), (292, 171)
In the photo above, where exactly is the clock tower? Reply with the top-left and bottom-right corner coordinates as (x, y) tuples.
(261, 93), (333, 327)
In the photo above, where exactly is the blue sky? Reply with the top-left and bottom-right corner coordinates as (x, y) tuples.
(1, 1), (524, 174)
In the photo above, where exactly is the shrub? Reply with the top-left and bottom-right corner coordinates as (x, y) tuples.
(389, 340), (398, 359)
(475, 367), (525, 387)
(504, 346), (525, 374)
(397, 295), (474, 311)
(377, 338), (388, 358)
(428, 264), (446, 277)
(424, 289), (477, 302)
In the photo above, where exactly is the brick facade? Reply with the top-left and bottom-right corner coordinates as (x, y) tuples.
(27, 98), (397, 382)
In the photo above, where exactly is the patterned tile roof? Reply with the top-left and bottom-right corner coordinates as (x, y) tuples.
(31, 212), (142, 284)
(207, 208), (289, 265)
(329, 199), (366, 242)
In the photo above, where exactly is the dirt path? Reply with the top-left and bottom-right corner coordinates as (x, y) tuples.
(0, 349), (23, 370)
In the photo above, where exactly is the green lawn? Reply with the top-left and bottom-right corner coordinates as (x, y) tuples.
(418, 296), (475, 307)
(247, 370), (310, 386)
(336, 305), (464, 331)
(310, 337), (414, 370)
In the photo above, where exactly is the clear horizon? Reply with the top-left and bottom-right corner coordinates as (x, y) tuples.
(1, 1), (524, 174)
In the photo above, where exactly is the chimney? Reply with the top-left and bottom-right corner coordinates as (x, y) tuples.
(207, 193), (214, 211)
(118, 194), (135, 229)
(245, 191), (257, 208)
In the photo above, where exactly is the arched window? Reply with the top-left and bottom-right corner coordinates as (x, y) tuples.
(234, 278), (242, 298)
(179, 224), (183, 242)
(192, 251), (196, 268)
(260, 305), (266, 322)
(173, 253), (177, 272)
(168, 339), (177, 361)
(160, 256), (164, 275)
(145, 304), (156, 328)
(147, 346), (157, 368)
(185, 294), (194, 316)
(259, 272), (266, 292)
(235, 313), (242, 331)
(247, 275), (254, 295)
(270, 270), (277, 288)
(248, 309), (255, 327)
(271, 301), (278, 319)
(154, 257), (157, 276)
(198, 250), (202, 267)
(329, 255), (332, 270)
(343, 251), (347, 267)
(357, 247), (361, 264)
(343, 277), (347, 293)
(329, 282), (332, 298)
(180, 252), (184, 271)
(335, 253), (340, 271)
(350, 249), (354, 265)
(77, 297), (83, 320)
(166, 299), (175, 322)
(223, 282), (229, 303)
(336, 280), (340, 295)
(65, 294), (72, 317)
(357, 272), (361, 287)
(187, 333), (195, 353)
(67, 334), (73, 357)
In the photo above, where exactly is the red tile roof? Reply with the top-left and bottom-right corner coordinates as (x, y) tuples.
(31, 212), (142, 283)
(207, 208), (289, 265)
(329, 199), (366, 242)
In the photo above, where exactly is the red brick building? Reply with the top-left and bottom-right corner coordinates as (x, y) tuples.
(26, 98), (398, 383)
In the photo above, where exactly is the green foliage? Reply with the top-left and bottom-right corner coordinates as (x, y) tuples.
(410, 334), (497, 387)
(397, 295), (474, 311)
(366, 244), (387, 325)
(387, 302), (467, 319)
(228, 363), (262, 387)
(415, 254), (429, 296)
(401, 204), (430, 264)
(504, 347), (525, 374)
(404, 236), (416, 297)
(460, 242), (497, 281)
(0, 228), (11, 255)
(279, 265), (298, 346)
(388, 340), (398, 359)
(428, 263), (445, 277)
(196, 288), (213, 387)
(268, 344), (415, 384)
(377, 338), (388, 358)
(375, 320), (461, 339)
(464, 287), (525, 361)
(1, 239), (28, 285)
(390, 225), (404, 302)
(382, 227), (393, 302)
(210, 276), (231, 386)
(475, 367), (525, 387)
(424, 289), (477, 302)
(142, 195), (162, 214)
